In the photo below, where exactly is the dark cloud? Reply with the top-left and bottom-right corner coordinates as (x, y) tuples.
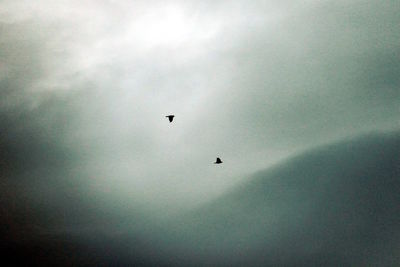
(0, 0), (399, 265)
(4, 130), (397, 266)
(165, 131), (400, 266)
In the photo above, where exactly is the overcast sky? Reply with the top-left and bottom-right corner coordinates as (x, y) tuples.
(1, 0), (399, 214)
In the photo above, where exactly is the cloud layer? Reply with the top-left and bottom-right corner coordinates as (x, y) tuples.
(1, 0), (399, 216)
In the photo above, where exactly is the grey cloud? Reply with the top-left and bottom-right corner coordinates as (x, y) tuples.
(164, 131), (400, 266)
(182, 0), (400, 166)
(0, 0), (399, 265)
(0, 0), (398, 215)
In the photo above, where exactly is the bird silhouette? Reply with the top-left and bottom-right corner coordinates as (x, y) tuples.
(166, 115), (175, 122)
(214, 157), (223, 164)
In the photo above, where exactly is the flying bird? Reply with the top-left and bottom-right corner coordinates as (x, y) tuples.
(214, 157), (223, 164)
(166, 115), (175, 122)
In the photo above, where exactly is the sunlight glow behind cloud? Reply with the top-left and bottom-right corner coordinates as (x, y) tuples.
(125, 4), (219, 48)
(0, 0), (399, 213)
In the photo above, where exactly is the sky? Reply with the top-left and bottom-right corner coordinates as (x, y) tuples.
(1, 0), (399, 217)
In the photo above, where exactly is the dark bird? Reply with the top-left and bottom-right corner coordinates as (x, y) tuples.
(166, 115), (175, 122)
(214, 157), (223, 164)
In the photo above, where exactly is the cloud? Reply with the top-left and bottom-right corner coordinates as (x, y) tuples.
(183, 0), (400, 161)
(0, 0), (398, 226)
(1, 0), (395, 262)
(167, 131), (400, 266)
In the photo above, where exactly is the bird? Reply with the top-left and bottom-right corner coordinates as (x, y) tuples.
(214, 157), (223, 164)
(166, 115), (175, 122)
